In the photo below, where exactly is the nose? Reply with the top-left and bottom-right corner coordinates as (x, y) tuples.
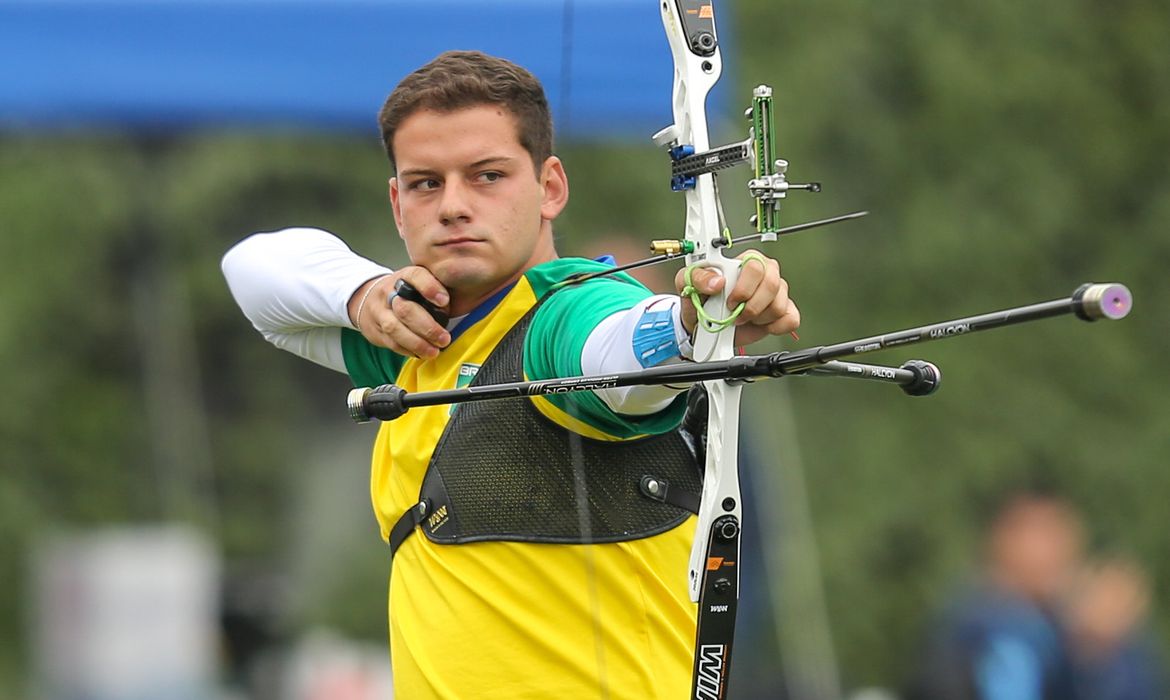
(438, 179), (472, 226)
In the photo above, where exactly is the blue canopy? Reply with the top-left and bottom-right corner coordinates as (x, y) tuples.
(0, 0), (732, 140)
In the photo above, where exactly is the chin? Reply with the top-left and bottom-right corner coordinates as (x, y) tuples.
(435, 263), (495, 292)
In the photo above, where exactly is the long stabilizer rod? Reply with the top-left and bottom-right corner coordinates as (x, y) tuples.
(348, 283), (1131, 422)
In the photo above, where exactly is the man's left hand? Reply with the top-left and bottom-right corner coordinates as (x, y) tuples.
(674, 249), (800, 347)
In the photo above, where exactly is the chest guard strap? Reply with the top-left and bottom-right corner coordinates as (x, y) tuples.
(389, 301), (703, 557)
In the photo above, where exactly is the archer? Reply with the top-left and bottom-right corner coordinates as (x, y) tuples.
(222, 50), (798, 698)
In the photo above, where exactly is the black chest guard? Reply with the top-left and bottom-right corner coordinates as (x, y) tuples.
(388, 303), (704, 557)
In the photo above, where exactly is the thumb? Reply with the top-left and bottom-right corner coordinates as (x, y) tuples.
(675, 266), (727, 298)
(675, 267), (727, 336)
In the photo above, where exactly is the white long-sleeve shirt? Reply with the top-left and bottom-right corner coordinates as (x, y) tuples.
(222, 228), (691, 415)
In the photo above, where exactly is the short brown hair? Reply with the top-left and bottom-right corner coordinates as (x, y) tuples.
(377, 50), (554, 175)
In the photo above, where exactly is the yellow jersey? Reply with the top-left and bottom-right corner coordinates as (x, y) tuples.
(342, 259), (697, 699)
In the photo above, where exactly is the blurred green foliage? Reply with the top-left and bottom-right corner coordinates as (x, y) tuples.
(1, 0), (1167, 696)
(730, 0), (1170, 691)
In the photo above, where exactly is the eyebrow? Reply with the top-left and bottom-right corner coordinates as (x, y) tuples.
(398, 156), (518, 179)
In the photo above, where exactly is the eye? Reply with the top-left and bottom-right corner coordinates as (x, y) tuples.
(477, 171), (503, 183)
(410, 178), (440, 191)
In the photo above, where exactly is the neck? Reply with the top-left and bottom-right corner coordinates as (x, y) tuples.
(449, 279), (520, 318)
(448, 255), (559, 317)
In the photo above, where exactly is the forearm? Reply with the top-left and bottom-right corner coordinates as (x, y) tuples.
(581, 295), (692, 416)
(221, 227), (391, 371)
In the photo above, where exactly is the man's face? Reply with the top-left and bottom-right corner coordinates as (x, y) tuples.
(389, 104), (567, 311)
(990, 498), (1083, 601)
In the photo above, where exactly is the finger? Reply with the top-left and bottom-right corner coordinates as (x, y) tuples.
(392, 279), (450, 326)
(764, 298), (800, 336)
(728, 251), (771, 297)
(679, 305), (698, 338)
(387, 293), (451, 348)
(396, 266), (450, 309)
(678, 266), (727, 298)
(727, 250), (774, 289)
(737, 274), (788, 323)
(730, 275), (779, 321)
(387, 331), (442, 360)
(371, 310), (443, 359)
(357, 274), (447, 358)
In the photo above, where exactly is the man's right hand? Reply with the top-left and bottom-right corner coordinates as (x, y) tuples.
(348, 267), (451, 359)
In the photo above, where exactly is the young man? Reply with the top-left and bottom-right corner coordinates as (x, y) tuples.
(223, 51), (799, 698)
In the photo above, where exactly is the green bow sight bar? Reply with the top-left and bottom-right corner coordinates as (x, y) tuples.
(649, 85), (821, 257)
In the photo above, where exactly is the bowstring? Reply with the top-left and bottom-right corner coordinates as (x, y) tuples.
(559, 0), (614, 696)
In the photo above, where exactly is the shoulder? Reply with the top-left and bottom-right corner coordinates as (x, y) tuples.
(524, 258), (652, 352)
(526, 257), (651, 309)
(521, 258), (688, 437)
(522, 257), (640, 296)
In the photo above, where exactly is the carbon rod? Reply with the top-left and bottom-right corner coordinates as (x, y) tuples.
(348, 283), (1131, 422)
(767, 283), (1132, 375)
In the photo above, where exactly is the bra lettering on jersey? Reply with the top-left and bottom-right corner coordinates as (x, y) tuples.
(451, 363), (482, 414)
(457, 363), (480, 386)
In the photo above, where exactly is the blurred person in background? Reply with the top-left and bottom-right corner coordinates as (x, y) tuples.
(222, 50), (800, 698)
(907, 488), (1164, 700)
(1065, 557), (1164, 699)
(906, 488), (1083, 699)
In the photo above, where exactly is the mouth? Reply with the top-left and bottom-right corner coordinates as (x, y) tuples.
(435, 236), (485, 248)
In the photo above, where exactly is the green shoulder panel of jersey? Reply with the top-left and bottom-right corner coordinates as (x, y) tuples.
(523, 258), (687, 438)
(341, 327), (407, 387)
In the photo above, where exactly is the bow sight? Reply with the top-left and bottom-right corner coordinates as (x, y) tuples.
(651, 84), (821, 255)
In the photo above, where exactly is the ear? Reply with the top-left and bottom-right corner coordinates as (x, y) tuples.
(538, 156), (569, 221)
(388, 177), (405, 238)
